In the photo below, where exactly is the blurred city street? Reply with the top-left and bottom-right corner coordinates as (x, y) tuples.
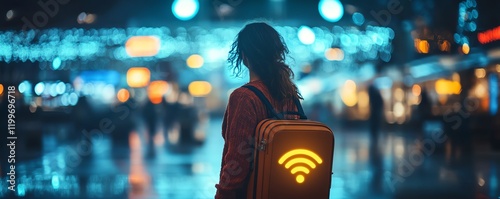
(2, 0), (500, 198)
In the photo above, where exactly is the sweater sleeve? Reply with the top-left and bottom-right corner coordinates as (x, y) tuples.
(215, 89), (258, 199)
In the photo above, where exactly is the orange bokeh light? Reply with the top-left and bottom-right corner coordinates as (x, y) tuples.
(415, 39), (430, 54)
(435, 79), (461, 95)
(412, 85), (422, 96)
(188, 81), (212, 97)
(147, 80), (169, 104)
(127, 67), (150, 88)
(462, 43), (470, 54)
(439, 40), (451, 52)
(324, 48), (344, 61)
(187, 54), (204, 68)
(125, 36), (161, 57)
(117, 89), (130, 103)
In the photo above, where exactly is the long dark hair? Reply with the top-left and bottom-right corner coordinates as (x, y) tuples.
(228, 22), (302, 102)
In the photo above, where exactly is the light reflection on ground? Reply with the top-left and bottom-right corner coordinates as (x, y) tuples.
(0, 118), (498, 199)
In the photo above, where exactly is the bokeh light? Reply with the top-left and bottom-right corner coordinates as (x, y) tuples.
(340, 80), (358, 107)
(18, 81), (30, 94)
(17, 183), (25, 197)
(0, 84), (3, 95)
(77, 12), (87, 24)
(318, 0), (344, 23)
(187, 54), (204, 68)
(188, 81), (212, 97)
(412, 84), (421, 96)
(56, 82), (66, 95)
(147, 81), (169, 104)
(462, 43), (470, 54)
(52, 57), (62, 70)
(435, 79), (461, 95)
(394, 88), (404, 101)
(439, 40), (451, 52)
(352, 12), (365, 26)
(415, 39), (430, 54)
(127, 67), (151, 88)
(68, 92), (79, 106)
(172, 0), (200, 21)
(6, 10), (14, 20)
(49, 83), (58, 97)
(474, 82), (487, 97)
(117, 89), (130, 103)
(478, 26), (500, 44)
(393, 102), (405, 117)
(325, 48), (344, 61)
(298, 26), (316, 45)
(34, 82), (45, 96)
(0, 25), (394, 65)
(125, 36), (161, 57)
(61, 93), (69, 106)
(475, 68), (486, 78)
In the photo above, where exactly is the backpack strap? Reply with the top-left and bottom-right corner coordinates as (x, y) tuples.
(242, 85), (284, 120)
(293, 97), (308, 120)
(242, 85), (307, 120)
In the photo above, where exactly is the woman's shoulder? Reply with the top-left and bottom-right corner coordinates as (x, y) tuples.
(228, 83), (260, 102)
(230, 86), (254, 99)
(234, 80), (266, 93)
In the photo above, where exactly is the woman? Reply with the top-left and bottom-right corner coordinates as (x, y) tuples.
(215, 22), (303, 199)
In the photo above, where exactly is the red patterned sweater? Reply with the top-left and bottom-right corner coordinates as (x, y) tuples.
(215, 80), (298, 199)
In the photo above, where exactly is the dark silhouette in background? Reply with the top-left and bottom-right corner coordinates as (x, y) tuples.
(417, 88), (432, 128)
(368, 82), (384, 193)
(368, 83), (383, 136)
(73, 96), (94, 131)
(143, 100), (163, 157)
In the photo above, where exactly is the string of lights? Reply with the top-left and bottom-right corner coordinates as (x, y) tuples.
(0, 25), (394, 66)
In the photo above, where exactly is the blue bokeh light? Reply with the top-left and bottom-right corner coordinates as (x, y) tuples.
(298, 26), (316, 45)
(49, 83), (58, 97)
(172, 0), (200, 21)
(469, 22), (477, 31)
(52, 57), (62, 70)
(34, 82), (45, 96)
(18, 81), (31, 94)
(61, 93), (69, 106)
(56, 82), (66, 95)
(471, 9), (478, 19)
(17, 183), (25, 196)
(52, 175), (60, 189)
(68, 92), (79, 106)
(454, 33), (461, 43)
(319, 0), (344, 23)
(352, 12), (365, 26)
(490, 74), (498, 115)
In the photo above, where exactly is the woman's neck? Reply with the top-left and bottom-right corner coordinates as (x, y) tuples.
(249, 71), (260, 82)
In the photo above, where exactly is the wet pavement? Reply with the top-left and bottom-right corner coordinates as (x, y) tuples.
(1, 116), (499, 199)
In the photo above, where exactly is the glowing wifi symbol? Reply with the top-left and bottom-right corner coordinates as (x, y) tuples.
(278, 149), (323, 184)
